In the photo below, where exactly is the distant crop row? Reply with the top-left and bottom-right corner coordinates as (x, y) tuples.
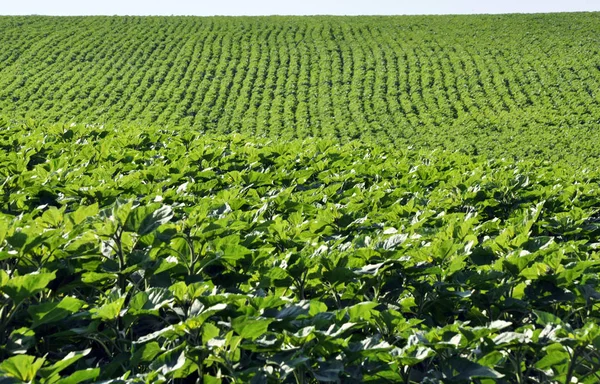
(1, 14), (600, 163)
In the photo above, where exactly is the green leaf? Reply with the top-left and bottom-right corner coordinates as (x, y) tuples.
(312, 361), (343, 382)
(232, 316), (273, 341)
(535, 349), (569, 370)
(70, 203), (99, 226)
(395, 345), (435, 365)
(477, 351), (504, 367)
(0, 217), (8, 245)
(38, 349), (91, 380)
(451, 358), (504, 380)
(534, 310), (564, 326)
(309, 300), (328, 316)
(41, 207), (64, 227)
(112, 199), (135, 227)
(149, 347), (187, 376)
(275, 356), (310, 379)
(520, 262), (549, 280)
(135, 303), (227, 344)
(0, 355), (45, 382)
(124, 204), (173, 236)
(379, 233), (408, 250)
(347, 301), (379, 321)
(276, 302), (310, 320)
(169, 281), (187, 303)
(153, 256), (179, 275)
(6, 328), (35, 355)
(1, 272), (56, 305)
(0, 269), (9, 287)
(220, 244), (251, 262)
(81, 272), (118, 284)
(28, 296), (85, 328)
(129, 288), (173, 315)
(203, 375), (222, 384)
(90, 297), (125, 321)
(21, 231), (56, 255)
(202, 322), (221, 344)
(493, 331), (531, 345)
(54, 368), (100, 384)
(132, 342), (162, 366)
(184, 303), (228, 330)
(172, 358), (198, 379)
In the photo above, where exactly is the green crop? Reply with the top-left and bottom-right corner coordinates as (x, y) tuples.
(1, 14), (600, 165)
(1, 121), (600, 382)
(2, 12), (600, 383)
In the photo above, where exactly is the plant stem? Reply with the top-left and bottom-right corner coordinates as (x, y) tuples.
(565, 348), (580, 384)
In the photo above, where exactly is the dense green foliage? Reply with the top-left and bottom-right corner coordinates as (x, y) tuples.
(2, 12), (600, 383)
(1, 14), (600, 163)
(1, 121), (600, 383)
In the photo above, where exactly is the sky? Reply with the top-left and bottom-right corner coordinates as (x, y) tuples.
(2, 0), (599, 16)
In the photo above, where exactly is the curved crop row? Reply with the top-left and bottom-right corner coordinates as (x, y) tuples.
(1, 14), (600, 163)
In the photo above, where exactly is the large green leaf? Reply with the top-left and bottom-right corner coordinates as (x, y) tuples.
(535, 347), (569, 370)
(128, 288), (174, 315)
(203, 375), (222, 384)
(135, 303), (227, 344)
(124, 204), (173, 236)
(1, 272), (56, 305)
(40, 207), (64, 228)
(0, 355), (45, 382)
(6, 327), (36, 355)
(131, 342), (162, 366)
(69, 203), (99, 226)
(28, 296), (85, 328)
(312, 361), (344, 382)
(0, 269), (8, 287)
(232, 316), (273, 341)
(81, 272), (118, 284)
(54, 368), (100, 384)
(0, 217), (8, 245)
(38, 349), (91, 380)
(149, 347), (187, 377)
(534, 310), (564, 326)
(90, 297), (125, 321)
(450, 358), (504, 380)
(347, 301), (379, 321)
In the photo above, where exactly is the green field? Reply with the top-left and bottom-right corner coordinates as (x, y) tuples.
(2, 14), (600, 163)
(1, 13), (600, 384)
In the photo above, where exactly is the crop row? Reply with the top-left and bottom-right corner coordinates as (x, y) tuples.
(1, 14), (600, 163)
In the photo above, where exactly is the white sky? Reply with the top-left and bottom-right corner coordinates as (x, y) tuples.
(2, 0), (599, 16)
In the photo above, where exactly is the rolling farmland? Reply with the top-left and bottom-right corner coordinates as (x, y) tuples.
(2, 13), (600, 383)
(1, 14), (600, 162)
